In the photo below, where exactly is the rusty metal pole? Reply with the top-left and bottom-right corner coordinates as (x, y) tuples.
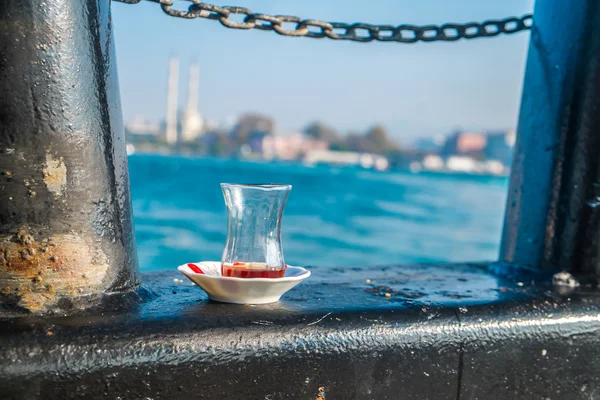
(0, 0), (140, 312)
(500, 1), (600, 277)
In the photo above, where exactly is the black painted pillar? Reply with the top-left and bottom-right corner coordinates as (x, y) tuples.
(500, 1), (600, 277)
(0, 0), (139, 312)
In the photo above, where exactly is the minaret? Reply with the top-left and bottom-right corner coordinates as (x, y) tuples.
(181, 61), (204, 142)
(187, 62), (199, 113)
(165, 56), (179, 145)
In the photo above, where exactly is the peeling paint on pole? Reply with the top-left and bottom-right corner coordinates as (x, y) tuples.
(43, 153), (67, 197)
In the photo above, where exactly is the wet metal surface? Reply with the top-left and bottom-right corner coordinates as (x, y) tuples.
(0, 0), (139, 312)
(1, 263), (599, 399)
(460, 299), (600, 399)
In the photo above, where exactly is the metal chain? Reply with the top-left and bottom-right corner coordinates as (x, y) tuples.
(114, 0), (533, 43)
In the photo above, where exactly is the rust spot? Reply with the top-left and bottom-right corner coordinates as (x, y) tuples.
(0, 227), (109, 312)
(19, 293), (52, 311)
(46, 283), (55, 294)
(42, 153), (67, 196)
(16, 228), (34, 246)
(19, 250), (33, 261)
(316, 386), (326, 400)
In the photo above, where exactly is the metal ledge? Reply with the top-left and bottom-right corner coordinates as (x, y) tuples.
(1, 263), (599, 399)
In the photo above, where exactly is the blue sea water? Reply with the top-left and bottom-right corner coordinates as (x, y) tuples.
(129, 154), (509, 271)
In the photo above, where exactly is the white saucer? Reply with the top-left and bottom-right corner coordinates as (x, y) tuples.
(177, 261), (311, 304)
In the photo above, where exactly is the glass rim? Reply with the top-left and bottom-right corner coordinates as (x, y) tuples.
(220, 183), (292, 191)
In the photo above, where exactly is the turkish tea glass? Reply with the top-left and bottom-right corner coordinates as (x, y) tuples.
(221, 183), (291, 278)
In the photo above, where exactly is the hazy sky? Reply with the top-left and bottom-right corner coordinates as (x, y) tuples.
(112, 0), (534, 142)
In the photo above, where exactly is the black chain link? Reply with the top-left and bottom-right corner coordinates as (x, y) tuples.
(113, 0), (533, 43)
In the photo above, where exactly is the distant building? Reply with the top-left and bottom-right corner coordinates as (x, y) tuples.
(125, 116), (162, 151)
(162, 58), (206, 144)
(413, 136), (445, 153)
(484, 130), (515, 167)
(247, 131), (271, 153)
(261, 134), (328, 160)
(416, 129), (514, 176)
(440, 131), (487, 157)
(126, 115), (161, 136)
(483, 160), (506, 175)
(180, 62), (204, 142)
(303, 149), (389, 171)
(422, 154), (444, 171)
(446, 156), (481, 173)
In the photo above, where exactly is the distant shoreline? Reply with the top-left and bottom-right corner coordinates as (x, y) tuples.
(127, 150), (509, 180)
